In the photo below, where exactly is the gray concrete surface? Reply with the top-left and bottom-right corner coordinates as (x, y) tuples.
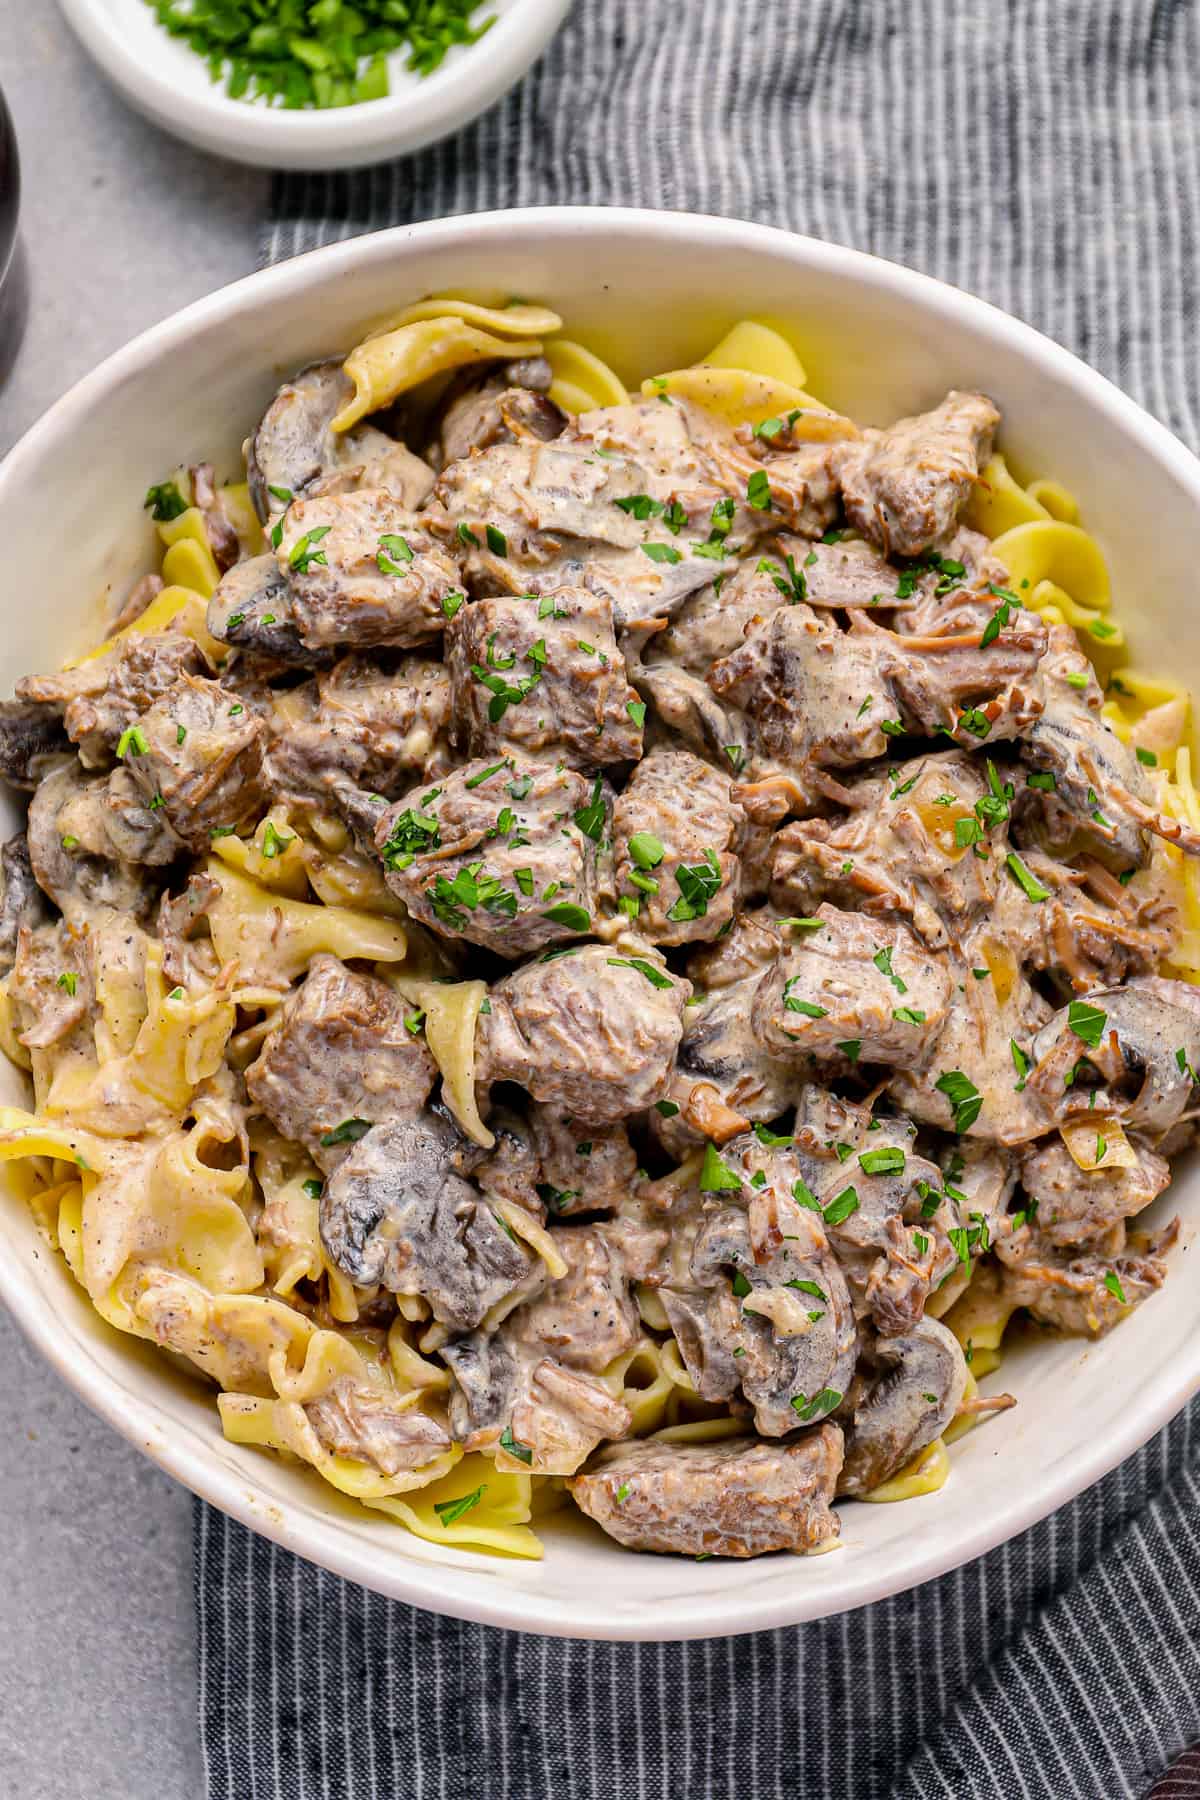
(1, 10), (264, 1796)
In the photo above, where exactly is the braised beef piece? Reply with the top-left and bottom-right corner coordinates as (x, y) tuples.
(245, 953), (436, 1173)
(375, 754), (614, 957)
(445, 587), (642, 769)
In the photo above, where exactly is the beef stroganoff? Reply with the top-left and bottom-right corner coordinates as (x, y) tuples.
(1, 297), (1196, 1561)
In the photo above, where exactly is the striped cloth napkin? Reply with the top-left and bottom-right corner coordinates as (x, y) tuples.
(199, 3), (1200, 1795)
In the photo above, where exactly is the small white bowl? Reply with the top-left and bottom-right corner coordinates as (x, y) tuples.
(1, 208), (1198, 1639)
(58, 0), (571, 170)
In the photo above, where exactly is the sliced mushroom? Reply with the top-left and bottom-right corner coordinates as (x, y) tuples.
(1029, 975), (1200, 1134)
(27, 759), (160, 923)
(207, 554), (323, 666)
(837, 1316), (967, 1496)
(0, 699), (70, 789)
(320, 1109), (538, 1331)
(0, 834), (49, 976)
(246, 360), (355, 523)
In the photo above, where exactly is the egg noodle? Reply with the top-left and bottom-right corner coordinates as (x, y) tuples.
(0, 298), (1183, 1549)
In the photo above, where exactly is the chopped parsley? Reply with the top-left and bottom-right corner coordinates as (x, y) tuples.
(1027, 770), (1057, 792)
(823, 1186), (859, 1227)
(261, 820), (295, 859)
(319, 1118), (371, 1147)
(434, 1485), (487, 1526)
(746, 470), (773, 511)
(935, 1070), (983, 1133)
(56, 971), (77, 996)
(1067, 999), (1108, 1049)
(668, 849), (723, 922)
(873, 946), (908, 995)
(782, 977), (827, 1019)
(859, 1147), (905, 1176)
(380, 807), (440, 870)
(699, 1142), (742, 1192)
(791, 1388), (841, 1422)
(116, 725), (148, 759)
(606, 955), (673, 989)
(627, 831), (665, 870)
(542, 901), (591, 931)
(144, 481), (187, 521)
(893, 1007), (927, 1025)
(1103, 1270), (1128, 1304)
(642, 542), (683, 565)
(573, 776), (607, 841)
(376, 532), (415, 574)
(1006, 852), (1051, 903)
(499, 1425), (533, 1464)
(627, 699), (647, 728)
(441, 591), (465, 621)
(288, 524), (332, 573)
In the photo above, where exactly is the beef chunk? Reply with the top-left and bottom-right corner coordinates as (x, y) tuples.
(479, 941), (689, 1124)
(267, 654), (451, 802)
(244, 953), (436, 1173)
(835, 391), (999, 557)
(611, 749), (741, 946)
(122, 674), (269, 849)
(278, 491), (462, 651)
(752, 905), (951, 1066)
(568, 1428), (843, 1557)
(375, 754), (613, 957)
(446, 587), (642, 768)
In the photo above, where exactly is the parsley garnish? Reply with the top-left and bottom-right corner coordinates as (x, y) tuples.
(499, 1426), (533, 1464)
(434, 1485), (487, 1526)
(376, 533), (415, 574)
(319, 1118), (371, 1146)
(700, 1142), (742, 1192)
(934, 1070), (982, 1132)
(288, 525), (332, 573)
(1067, 999), (1108, 1049)
(606, 956), (673, 989)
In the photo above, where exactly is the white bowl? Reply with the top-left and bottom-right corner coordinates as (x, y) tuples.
(58, 0), (571, 169)
(1, 208), (1197, 1640)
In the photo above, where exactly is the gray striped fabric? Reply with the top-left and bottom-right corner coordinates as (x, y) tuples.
(197, 2), (1200, 1796)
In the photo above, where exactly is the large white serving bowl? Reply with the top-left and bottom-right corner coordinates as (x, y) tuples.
(58, 0), (571, 170)
(1, 208), (1196, 1640)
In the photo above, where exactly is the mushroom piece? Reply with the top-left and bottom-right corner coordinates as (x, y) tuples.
(27, 759), (160, 923)
(0, 698), (70, 790)
(0, 834), (49, 976)
(568, 1427), (844, 1557)
(319, 1109), (539, 1331)
(246, 359), (434, 524)
(1025, 624), (1200, 865)
(837, 1316), (967, 1496)
(1028, 975), (1200, 1135)
(672, 1154), (859, 1437)
(207, 554), (322, 667)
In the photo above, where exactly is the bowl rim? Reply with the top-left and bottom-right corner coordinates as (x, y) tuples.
(57, 0), (572, 167)
(3, 205), (1200, 1638)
